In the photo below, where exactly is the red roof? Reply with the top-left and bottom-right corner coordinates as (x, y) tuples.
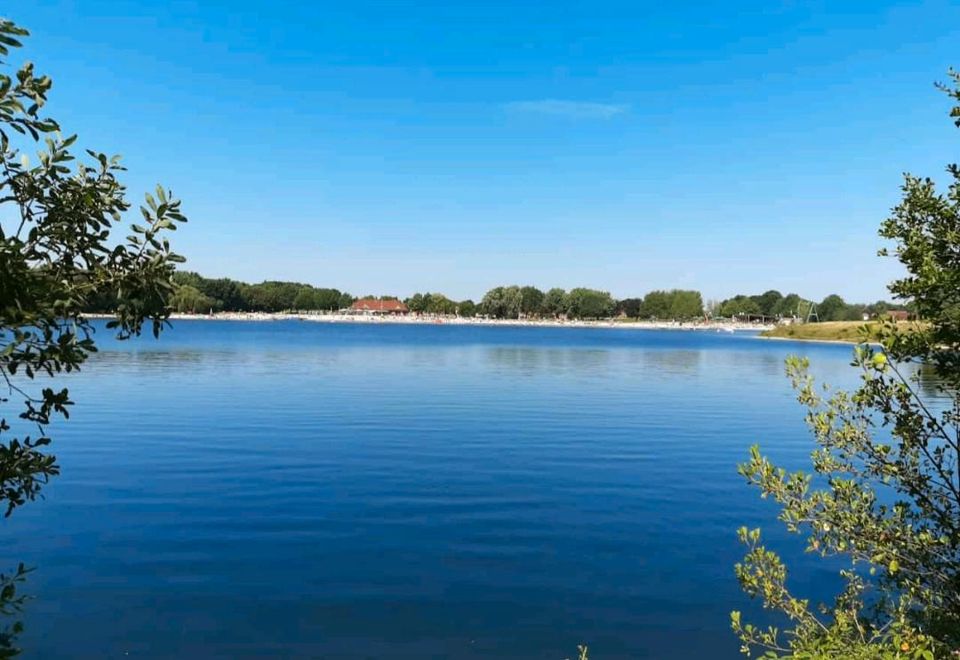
(349, 298), (409, 313)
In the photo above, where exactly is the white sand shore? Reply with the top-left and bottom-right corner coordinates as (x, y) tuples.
(150, 311), (773, 333)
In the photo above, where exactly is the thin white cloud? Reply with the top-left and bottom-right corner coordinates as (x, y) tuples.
(505, 99), (629, 119)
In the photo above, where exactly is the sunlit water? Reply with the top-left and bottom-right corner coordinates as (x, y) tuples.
(4, 321), (872, 658)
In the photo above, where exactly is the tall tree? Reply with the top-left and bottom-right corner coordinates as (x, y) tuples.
(314, 288), (342, 311)
(519, 286), (545, 317)
(170, 285), (215, 313)
(0, 19), (187, 654)
(480, 285), (523, 319)
(292, 287), (319, 310)
(817, 293), (848, 321)
(541, 288), (569, 318)
(337, 292), (355, 310)
(241, 281), (304, 312)
(639, 290), (671, 319)
(479, 286), (505, 317)
(200, 277), (245, 311)
(668, 290), (704, 320)
(566, 288), (615, 319)
(719, 295), (760, 317)
(754, 289), (783, 317)
(405, 292), (426, 313)
(457, 300), (476, 317)
(424, 293), (456, 315)
(773, 293), (806, 319)
(616, 298), (643, 318)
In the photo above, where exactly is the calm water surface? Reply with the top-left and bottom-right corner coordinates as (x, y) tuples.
(5, 321), (866, 658)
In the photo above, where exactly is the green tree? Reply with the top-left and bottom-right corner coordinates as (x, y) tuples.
(732, 71), (960, 658)
(480, 285), (523, 319)
(315, 288), (342, 311)
(171, 273), (244, 311)
(566, 288), (615, 319)
(200, 277), (245, 311)
(290, 286), (341, 311)
(869, 300), (891, 317)
(818, 293), (848, 321)
(502, 286), (523, 318)
(880, 94), (960, 383)
(841, 303), (868, 321)
(290, 286), (326, 311)
(405, 292), (426, 313)
(423, 292), (456, 315)
(541, 288), (569, 318)
(719, 295), (761, 317)
(458, 299), (476, 317)
(616, 298), (643, 318)
(171, 270), (203, 289)
(639, 290), (671, 319)
(754, 290), (783, 317)
(292, 287), (319, 310)
(519, 286), (545, 317)
(338, 292), (355, 310)
(668, 289), (704, 320)
(0, 19), (187, 654)
(773, 293), (806, 319)
(479, 287), (502, 317)
(242, 281), (302, 312)
(169, 285), (215, 313)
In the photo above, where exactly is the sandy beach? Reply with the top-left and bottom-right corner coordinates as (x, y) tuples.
(154, 311), (773, 332)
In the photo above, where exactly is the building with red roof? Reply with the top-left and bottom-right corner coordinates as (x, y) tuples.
(885, 310), (911, 322)
(349, 298), (409, 315)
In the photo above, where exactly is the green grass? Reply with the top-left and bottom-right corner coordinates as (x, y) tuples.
(762, 321), (877, 342)
(761, 321), (926, 343)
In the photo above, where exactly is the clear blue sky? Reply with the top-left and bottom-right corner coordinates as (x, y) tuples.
(11, 1), (960, 302)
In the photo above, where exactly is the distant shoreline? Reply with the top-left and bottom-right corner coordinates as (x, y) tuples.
(177, 312), (773, 333)
(88, 312), (774, 333)
(760, 334), (875, 346)
(759, 320), (922, 345)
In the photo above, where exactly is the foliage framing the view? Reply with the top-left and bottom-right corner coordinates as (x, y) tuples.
(731, 71), (960, 658)
(0, 18), (186, 656)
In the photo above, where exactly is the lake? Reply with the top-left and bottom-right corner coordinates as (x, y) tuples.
(4, 321), (864, 658)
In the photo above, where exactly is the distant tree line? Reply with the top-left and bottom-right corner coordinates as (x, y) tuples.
(710, 289), (911, 321)
(615, 289), (705, 320)
(478, 286), (618, 320)
(157, 272), (357, 313)
(88, 272), (912, 322)
(404, 292), (477, 317)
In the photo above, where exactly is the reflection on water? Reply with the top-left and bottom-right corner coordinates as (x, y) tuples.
(915, 362), (958, 400)
(486, 347), (612, 374)
(755, 351), (787, 377)
(89, 347), (356, 374)
(636, 349), (703, 375)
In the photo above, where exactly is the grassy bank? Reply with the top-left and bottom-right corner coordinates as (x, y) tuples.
(762, 321), (878, 342)
(762, 321), (925, 343)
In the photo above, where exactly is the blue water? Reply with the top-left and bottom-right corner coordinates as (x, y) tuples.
(3, 321), (866, 658)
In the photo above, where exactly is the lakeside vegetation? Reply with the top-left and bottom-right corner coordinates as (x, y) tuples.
(712, 291), (910, 321)
(760, 320), (927, 342)
(155, 272), (909, 326)
(762, 321), (881, 342)
(732, 71), (960, 657)
(0, 19), (187, 654)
